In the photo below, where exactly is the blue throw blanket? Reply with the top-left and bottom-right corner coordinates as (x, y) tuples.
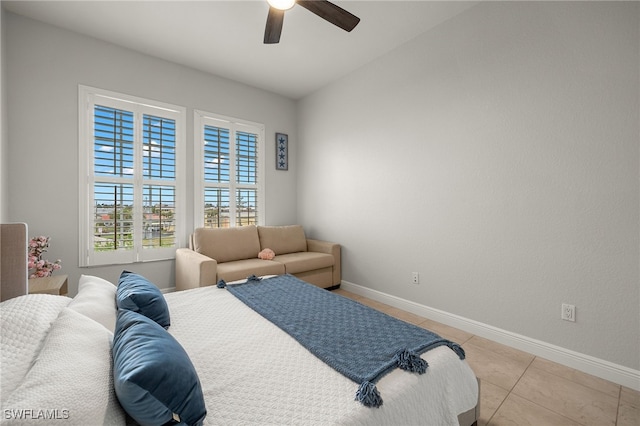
(218, 274), (465, 407)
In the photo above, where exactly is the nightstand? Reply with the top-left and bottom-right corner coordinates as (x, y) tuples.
(28, 274), (68, 296)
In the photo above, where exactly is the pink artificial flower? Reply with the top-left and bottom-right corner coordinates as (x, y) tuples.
(27, 236), (62, 278)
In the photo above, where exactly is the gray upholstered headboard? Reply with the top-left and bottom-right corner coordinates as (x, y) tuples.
(1, 223), (29, 302)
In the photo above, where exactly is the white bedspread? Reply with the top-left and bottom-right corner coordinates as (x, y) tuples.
(165, 285), (478, 426)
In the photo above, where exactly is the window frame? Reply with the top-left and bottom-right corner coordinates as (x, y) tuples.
(194, 110), (265, 228)
(78, 85), (186, 267)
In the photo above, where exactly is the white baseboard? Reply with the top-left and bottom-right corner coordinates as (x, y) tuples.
(161, 286), (176, 294)
(340, 280), (640, 391)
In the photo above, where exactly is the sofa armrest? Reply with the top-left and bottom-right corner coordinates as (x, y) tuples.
(306, 239), (341, 285)
(306, 239), (336, 254)
(175, 248), (218, 291)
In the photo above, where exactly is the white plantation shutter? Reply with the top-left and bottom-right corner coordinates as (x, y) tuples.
(195, 111), (264, 228)
(235, 130), (259, 226)
(79, 86), (185, 266)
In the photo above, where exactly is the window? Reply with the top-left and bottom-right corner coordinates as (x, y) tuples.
(79, 86), (185, 266)
(194, 111), (264, 228)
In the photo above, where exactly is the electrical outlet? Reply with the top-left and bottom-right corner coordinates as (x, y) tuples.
(561, 303), (575, 322)
(411, 272), (420, 285)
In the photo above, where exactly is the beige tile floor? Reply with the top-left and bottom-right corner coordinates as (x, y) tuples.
(332, 288), (640, 426)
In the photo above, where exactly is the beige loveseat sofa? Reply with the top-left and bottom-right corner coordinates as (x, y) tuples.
(175, 225), (341, 291)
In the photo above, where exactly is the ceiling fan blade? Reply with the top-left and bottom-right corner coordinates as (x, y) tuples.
(297, 0), (360, 32)
(264, 6), (285, 44)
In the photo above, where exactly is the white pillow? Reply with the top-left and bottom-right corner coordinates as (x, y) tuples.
(1, 308), (126, 425)
(68, 275), (117, 333)
(0, 294), (71, 404)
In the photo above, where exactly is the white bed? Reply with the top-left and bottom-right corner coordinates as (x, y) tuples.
(1, 274), (478, 425)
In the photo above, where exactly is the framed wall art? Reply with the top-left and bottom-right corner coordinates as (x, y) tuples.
(276, 133), (288, 170)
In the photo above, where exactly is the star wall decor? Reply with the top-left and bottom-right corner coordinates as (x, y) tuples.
(276, 133), (288, 170)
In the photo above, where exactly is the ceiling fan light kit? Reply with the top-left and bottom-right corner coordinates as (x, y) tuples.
(267, 0), (296, 11)
(264, 0), (361, 44)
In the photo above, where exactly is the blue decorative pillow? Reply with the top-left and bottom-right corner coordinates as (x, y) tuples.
(117, 270), (170, 328)
(112, 309), (207, 426)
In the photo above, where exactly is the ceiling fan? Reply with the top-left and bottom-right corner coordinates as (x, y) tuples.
(264, 0), (361, 44)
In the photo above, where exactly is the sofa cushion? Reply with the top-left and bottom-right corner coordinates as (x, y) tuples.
(193, 225), (260, 263)
(272, 252), (334, 275)
(258, 225), (307, 255)
(217, 259), (285, 283)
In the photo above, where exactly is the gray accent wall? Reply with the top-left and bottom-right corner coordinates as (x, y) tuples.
(1, 5), (7, 222)
(297, 2), (639, 371)
(3, 12), (298, 294)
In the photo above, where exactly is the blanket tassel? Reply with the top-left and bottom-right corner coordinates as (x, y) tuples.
(217, 279), (227, 289)
(355, 381), (383, 408)
(247, 274), (261, 282)
(394, 349), (428, 374)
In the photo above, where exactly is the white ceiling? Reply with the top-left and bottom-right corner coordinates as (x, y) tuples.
(3, 1), (478, 99)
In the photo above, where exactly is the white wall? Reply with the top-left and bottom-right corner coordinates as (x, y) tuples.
(5, 12), (298, 293)
(298, 2), (639, 371)
(1, 6), (7, 222)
